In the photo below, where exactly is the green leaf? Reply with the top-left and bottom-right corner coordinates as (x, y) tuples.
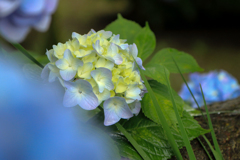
(142, 80), (184, 125)
(149, 48), (203, 73)
(113, 135), (143, 160)
(105, 14), (142, 43)
(112, 111), (209, 160)
(134, 22), (156, 61)
(87, 109), (209, 160)
(143, 63), (169, 85)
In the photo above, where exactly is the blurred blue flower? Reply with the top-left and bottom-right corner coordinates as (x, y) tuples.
(0, 0), (58, 42)
(179, 70), (240, 108)
(0, 59), (118, 160)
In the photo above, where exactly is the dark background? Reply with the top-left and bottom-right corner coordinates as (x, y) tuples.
(17, 0), (240, 90)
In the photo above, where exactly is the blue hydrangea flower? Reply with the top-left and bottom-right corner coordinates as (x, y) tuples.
(0, 0), (58, 42)
(179, 70), (240, 108)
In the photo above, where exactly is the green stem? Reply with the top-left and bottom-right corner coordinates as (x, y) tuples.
(11, 43), (44, 68)
(171, 57), (208, 123)
(200, 85), (224, 160)
(197, 137), (213, 160)
(115, 123), (151, 160)
(164, 68), (196, 160)
(202, 135), (222, 160)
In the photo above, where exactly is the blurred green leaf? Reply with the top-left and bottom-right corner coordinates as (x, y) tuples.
(82, 124), (121, 160)
(142, 80), (184, 125)
(149, 48), (203, 73)
(143, 63), (169, 85)
(134, 22), (156, 61)
(105, 14), (142, 43)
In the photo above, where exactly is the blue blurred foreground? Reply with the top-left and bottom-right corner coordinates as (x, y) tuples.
(0, 57), (116, 160)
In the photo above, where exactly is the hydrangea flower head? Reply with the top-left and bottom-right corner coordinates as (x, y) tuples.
(0, 0), (58, 42)
(42, 29), (146, 126)
(179, 70), (240, 108)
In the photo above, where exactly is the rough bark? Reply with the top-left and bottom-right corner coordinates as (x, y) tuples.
(170, 97), (240, 160)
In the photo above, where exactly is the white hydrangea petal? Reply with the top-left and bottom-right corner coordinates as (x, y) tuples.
(75, 79), (99, 110)
(78, 62), (93, 79)
(72, 58), (83, 70)
(63, 80), (99, 110)
(95, 57), (106, 68)
(93, 87), (110, 104)
(113, 99), (133, 119)
(48, 63), (59, 73)
(91, 68), (114, 93)
(72, 32), (88, 47)
(92, 40), (103, 55)
(107, 43), (118, 56)
(63, 90), (79, 107)
(60, 69), (76, 81)
(111, 34), (120, 44)
(129, 100), (141, 115)
(82, 53), (97, 63)
(103, 97), (133, 126)
(89, 29), (96, 35)
(125, 84), (141, 100)
(105, 43), (123, 64)
(72, 32), (80, 39)
(53, 43), (66, 59)
(48, 70), (59, 82)
(46, 49), (57, 62)
(63, 81), (79, 92)
(86, 78), (97, 88)
(129, 43), (138, 59)
(104, 60), (114, 70)
(41, 63), (60, 83)
(75, 79), (95, 93)
(105, 54), (123, 65)
(72, 38), (80, 49)
(104, 108), (120, 126)
(119, 44), (128, 50)
(41, 63), (50, 81)
(78, 92), (99, 110)
(63, 49), (74, 62)
(136, 57), (145, 70)
(55, 59), (68, 70)
(98, 30), (112, 39)
(112, 53), (123, 65)
(97, 82), (106, 93)
(125, 98), (135, 104)
(116, 77), (128, 93)
(75, 49), (92, 58)
(95, 58), (114, 70)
